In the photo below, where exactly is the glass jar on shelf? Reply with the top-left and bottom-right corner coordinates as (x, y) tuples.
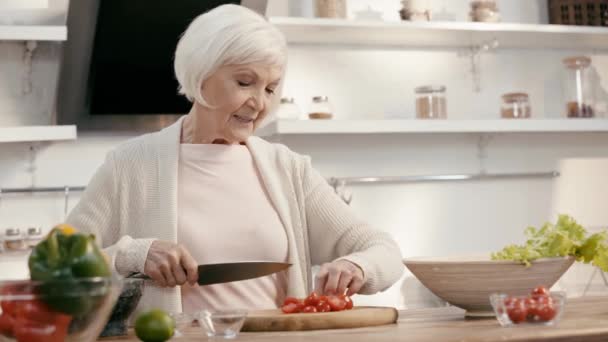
(25, 226), (43, 248)
(4, 228), (27, 252)
(276, 97), (302, 120)
(308, 96), (334, 120)
(501, 92), (531, 119)
(470, 0), (500, 22)
(415, 85), (447, 119)
(315, 0), (347, 18)
(562, 56), (595, 118)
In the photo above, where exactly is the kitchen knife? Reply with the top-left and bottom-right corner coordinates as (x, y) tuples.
(129, 261), (291, 285)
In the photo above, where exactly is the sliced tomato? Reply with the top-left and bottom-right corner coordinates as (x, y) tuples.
(281, 303), (301, 314)
(316, 301), (331, 313)
(283, 297), (302, 306)
(301, 306), (317, 313)
(340, 295), (354, 310)
(327, 296), (347, 312)
(304, 292), (320, 307)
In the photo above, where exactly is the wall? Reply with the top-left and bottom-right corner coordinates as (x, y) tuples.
(1, 0), (608, 306)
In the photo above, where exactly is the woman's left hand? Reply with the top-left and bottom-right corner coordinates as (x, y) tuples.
(314, 260), (364, 296)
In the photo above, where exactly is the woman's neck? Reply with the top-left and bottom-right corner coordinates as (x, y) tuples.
(181, 107), (238, 145)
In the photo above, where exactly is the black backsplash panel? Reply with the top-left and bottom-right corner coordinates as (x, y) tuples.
(89, 0), (240, 115)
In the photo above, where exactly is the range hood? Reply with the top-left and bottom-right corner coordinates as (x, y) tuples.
(56, 0), (267, 132)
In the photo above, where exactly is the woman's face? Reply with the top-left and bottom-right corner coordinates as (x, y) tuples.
(198, 63), (282, 143)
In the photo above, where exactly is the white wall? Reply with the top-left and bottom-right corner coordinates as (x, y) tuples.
(1, 0), (608, 306)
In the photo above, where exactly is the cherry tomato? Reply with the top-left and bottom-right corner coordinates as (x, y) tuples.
(503, 296), (519, 308)
(535, 303), (557, 322)
(316, 301), (331, 313)
(340, 295), (354, 310)
(304, 292), (320, 306)
(301, 306), (318, 313)
(535, 295), (554, 306)
(327, 296), (347, 312)
(506, 301), (528, 324)
(281, 303), (301, 314)
(523, 297), (538, 321)
(283, 297), (302, 306)
(531, 286), (549, 299)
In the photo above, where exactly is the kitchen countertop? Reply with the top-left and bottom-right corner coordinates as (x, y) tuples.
(101, 296), (608, 342)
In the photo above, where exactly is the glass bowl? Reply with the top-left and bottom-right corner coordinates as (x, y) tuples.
(490, 292), (566, 327)
(99, 278), (144, 337)
(197, 310), (247, 339)
(170, 312), (194, 338)
(0, 277), (121, 342)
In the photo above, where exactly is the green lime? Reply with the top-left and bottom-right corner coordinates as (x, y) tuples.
(135, 309), (175, 342)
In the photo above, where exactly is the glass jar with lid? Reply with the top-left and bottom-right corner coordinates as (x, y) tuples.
(308, 96), (334, 120)
(562, 56), (595, 118)
(501, 92), (531, 119)
(276, 97), (302, 120)
(4, 227), (27, 251)
(25, 226), (43, 248)
(415, 85), (447, 119)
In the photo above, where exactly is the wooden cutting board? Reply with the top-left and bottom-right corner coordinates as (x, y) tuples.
(242, 306), (398, 332)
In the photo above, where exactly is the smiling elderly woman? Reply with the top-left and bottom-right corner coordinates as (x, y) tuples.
(67, 4), (403, 315)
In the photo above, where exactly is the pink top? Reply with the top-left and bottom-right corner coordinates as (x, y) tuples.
(177, 143), (288, 313)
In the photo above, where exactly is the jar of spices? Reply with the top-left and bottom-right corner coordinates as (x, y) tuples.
(276, 97), (302, 120)
(562, 56), (595, 118)
(315, 0), (347, 19)
(308, 96), (334, 119)
(501, 93), (531, 119)
(26, 227), (43, 248)
(4, 228), (27, 251)
(415, 86), (447, 119)
(470, 0), (500, 22)
(399, 0), (431, 21)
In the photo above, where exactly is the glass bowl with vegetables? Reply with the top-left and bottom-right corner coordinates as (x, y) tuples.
(490, 286), (566, 326)
(0, 224), (121, 342)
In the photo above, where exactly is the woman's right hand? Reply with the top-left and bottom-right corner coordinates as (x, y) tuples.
(143, 240), (198, 287)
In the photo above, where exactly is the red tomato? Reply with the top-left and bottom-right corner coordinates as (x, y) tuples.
(304, 292), (320, 306)
(503, 296), (519, 308)
(523, 297), (538, 321)
(327, 296), (347, 312)
(301, 306), (317, 313)
(281, 303), (302, 313)
(535, 295), (554, 306)
(316, 301), (331, 313)
(506, 301), (528, 324)
(283, 297), (302, 306)
(536, 303), (557, 322)
(0, 313), (15, 337)
(531, 286), (549, 299)
(340, 295), (354, 310)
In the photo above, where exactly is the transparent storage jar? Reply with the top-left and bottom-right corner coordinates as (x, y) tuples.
(26, 226), (43, 248)
(470, 0), (500, 22)
(562, 56), (595, 118)
(315, 0), (347, 18)
(415, 86), (447, 119)
(308, 96), (334, 120)
(501, 93), (531, 119)
(276, 97), (302, 120)
(4, 228), (27, 251)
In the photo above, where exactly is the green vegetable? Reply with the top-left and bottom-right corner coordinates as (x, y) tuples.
(492, 214), (608, 272)
(28, 224), (111, 315)
(135, 309), (175, 342)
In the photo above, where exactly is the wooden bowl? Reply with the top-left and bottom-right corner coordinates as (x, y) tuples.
(403, 255), (575, 317)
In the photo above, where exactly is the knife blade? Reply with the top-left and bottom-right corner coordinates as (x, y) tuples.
(128, 261), (291, 285)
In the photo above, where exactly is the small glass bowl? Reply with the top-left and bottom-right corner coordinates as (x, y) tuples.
(490, 292), (566, 327)
(197, 310), (247, 339)
(170, 312), (194, 338)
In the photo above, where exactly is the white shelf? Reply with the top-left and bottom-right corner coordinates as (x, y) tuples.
(0, 25), (67, 41)
(257, 119), (608, 136)
(270, 17), (608, 49)
(0, 125), (77, 143)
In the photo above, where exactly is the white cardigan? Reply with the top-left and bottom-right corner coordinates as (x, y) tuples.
(67, 117), (404, 314)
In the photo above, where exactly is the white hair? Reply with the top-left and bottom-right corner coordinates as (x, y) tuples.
(174, 4), (287, 107)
